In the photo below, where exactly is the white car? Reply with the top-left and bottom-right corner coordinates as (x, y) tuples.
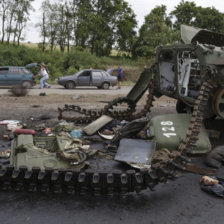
(57, 69), (117, 89)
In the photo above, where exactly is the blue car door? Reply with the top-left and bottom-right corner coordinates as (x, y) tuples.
(0, 68), (9, 85)
(8, 67), (21, 85)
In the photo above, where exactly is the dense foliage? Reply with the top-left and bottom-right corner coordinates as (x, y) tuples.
(0, 0), (34, 45)
(37, 0), (137, 56)
(132, 1), (224, 58)
(132, 5), (175, 58)
(170, 0), (224, 33)
(37, 0), (224, 58)
(0, 0), (224, 63)
(0, 43), (143, 81)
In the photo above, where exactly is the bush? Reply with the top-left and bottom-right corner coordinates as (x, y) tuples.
(64, 48), (100, 69)
(66, 66), (78, 76)
(0, 43), (149, 83)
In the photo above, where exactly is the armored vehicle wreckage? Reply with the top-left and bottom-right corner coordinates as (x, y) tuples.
(59, 25), (224, 122)
(0, 25), (224, 196)
(155, 25), (224, 119)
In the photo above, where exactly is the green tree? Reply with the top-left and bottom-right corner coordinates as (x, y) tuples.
(73, 0), (93, 48)
(114, 0), (137, 54)
(0, 0), (10, 42)
(64, 1), (74, 52)
(88, 0), (137, 56)
(12, 0), (34, 45)
(37, 0), (58, 52)
(194, 7), (224, 33)
(6, 0), (17, 44)
(170, 0), (197, 30)
(0, 0), (34, 45)
(37, 0), (137, 56)
(46, 3), (58, 52)
(133, 5), (173, 58)
(89, 0), (115, 56)
(171, 1), (224, 33)
(36, 0), (49, 52)
(57, 3), (67, 52)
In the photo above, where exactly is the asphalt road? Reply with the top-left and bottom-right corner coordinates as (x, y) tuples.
(0, 171), (224, 224)
(0, 85), (224, 224)
(0, 128), (223, 224)
(0, 85), (132, 95)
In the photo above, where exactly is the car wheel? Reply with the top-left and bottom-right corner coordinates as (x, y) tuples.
(22, 81), (32, 89)
(65, 81), (75, 89)
(102, 82), (110, 90)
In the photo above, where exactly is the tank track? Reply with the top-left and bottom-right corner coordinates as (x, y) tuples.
(58, 79), (155, 123)
(0, 80), (217, 196)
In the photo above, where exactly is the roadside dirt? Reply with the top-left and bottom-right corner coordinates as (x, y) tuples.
(0, 92), (224, 224)
(0, 93), (177, 129)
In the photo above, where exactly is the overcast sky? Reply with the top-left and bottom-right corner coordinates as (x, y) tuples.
(25, 0), (224, 43)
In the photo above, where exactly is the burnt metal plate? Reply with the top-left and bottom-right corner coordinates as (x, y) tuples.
(115, 138), (156, 164)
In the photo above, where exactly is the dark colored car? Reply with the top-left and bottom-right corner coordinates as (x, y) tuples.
(0, 63), (37, 88)
(57, 69), (117, 89)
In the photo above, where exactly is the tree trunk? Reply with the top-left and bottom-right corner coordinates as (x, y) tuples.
(17, 32), (21, 45)
(7, 11), (14, 44)
(60, 40), (65, 52)
(1, 1), (10, 43)
(1, 12), (6, 42)
(42, 12), (46, 52)
(50, 37), (54, 52)
(17, 23), (23, 46)
(67, 36), (70, 52)
(13, 19), (19, 45)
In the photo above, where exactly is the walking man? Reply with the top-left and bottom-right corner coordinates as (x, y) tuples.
(117, 65), (123, 89)
(37, 62), (50, 89)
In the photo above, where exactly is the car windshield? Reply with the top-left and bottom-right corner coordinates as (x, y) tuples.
(75, 70), (84, 76)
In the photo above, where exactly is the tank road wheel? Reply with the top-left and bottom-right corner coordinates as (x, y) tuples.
(65, 81), (75, 89)
(213, 88), (224, 118)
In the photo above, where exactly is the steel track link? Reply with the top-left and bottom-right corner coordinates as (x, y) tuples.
(58, 98), (136, 123)
(0, 80), (216, 196)
(58, 79), (155, 123)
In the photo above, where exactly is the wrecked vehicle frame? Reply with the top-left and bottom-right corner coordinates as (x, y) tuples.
(0, 25), (224, 196)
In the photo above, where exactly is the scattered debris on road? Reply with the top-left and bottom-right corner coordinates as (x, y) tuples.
(200, 176), (224, 198)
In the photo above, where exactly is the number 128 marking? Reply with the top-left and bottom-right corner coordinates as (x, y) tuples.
(161, 121), (177, 138)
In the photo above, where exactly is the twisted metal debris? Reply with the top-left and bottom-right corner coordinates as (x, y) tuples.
(0, 73), (217, 195)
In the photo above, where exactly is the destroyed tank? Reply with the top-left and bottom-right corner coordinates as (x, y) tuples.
(0, 25), (222, 196)
(154, 25), (224, 118)
(59, 25), (224, 122)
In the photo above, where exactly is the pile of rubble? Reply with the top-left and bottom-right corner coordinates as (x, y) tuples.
(0, 112), (223, 196)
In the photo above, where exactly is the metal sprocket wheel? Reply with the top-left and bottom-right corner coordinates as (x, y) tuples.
(213, 88), (224, 118)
